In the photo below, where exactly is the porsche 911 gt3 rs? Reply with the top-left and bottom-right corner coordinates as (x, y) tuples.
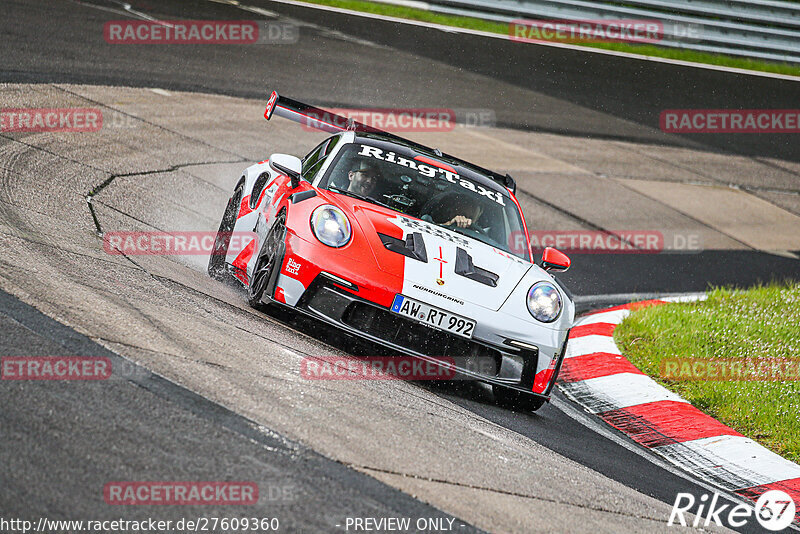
(208, 92), (574, 411)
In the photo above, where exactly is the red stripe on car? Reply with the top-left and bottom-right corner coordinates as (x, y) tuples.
(238, 194), (252, 218)
(413, 155), (456, 173)
(232, 238), (256, 275)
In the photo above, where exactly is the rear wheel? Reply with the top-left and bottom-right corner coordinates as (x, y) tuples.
(208, 184), (243, 281)
(247, 212), (286, 308)
(493, 385), (546, 412)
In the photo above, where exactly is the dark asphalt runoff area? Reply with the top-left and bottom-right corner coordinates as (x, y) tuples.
(0, 288), (479, 532)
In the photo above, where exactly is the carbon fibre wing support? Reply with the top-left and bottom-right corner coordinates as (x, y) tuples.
(263, 91), (516, 194)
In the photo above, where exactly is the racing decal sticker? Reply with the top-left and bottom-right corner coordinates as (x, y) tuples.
(238, 194), (253, 218)
(410, 284), (464, 306)
(275, 274), (305, 306)
(397, 216), (470, 249)
(284, 257), (302, 276)
(231, 238), (256, 277)
(264, 91), (279, 120)
(387, 215), (531, 312)
(274, 286), (286, 303)
(433, 246), (447, 285)
(262, 183), (278, 206)
(356, 145), (506, 206)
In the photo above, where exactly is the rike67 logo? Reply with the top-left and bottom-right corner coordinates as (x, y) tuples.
(669, 490), (796, 531)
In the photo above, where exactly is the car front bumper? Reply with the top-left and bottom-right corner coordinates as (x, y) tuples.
(281, 274), (569, 399)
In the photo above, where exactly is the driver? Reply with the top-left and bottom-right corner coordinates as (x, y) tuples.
(347, 160), (380, 197)
(425, 192), (484, 229)
(444, 203), (483, 228)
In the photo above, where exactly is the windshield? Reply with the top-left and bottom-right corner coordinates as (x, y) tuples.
(319, 143), (530, 261)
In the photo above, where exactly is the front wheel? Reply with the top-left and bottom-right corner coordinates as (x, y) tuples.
(493, 385), (546, 412)
(247, 212), (286, 308)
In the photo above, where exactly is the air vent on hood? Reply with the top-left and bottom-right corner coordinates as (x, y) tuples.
(455, 247), (499, 287)
(378, 232), (428, 263)
(290, 190), (317, 203)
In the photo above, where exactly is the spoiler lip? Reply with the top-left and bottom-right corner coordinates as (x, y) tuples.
(263, 90), (516, 194)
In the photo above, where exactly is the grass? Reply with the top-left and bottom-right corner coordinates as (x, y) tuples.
(298, 0), (800, 77)
(614, 283), (800, 463)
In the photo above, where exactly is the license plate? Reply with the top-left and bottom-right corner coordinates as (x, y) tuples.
(390, 295), (475, 339)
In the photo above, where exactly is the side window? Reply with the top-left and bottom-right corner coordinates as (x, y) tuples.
(301, 135), (339, 181)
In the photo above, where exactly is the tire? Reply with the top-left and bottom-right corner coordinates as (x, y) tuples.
(208, 184), (243, 281)
(247, 212), (286, 308)
(493, 385), (546, 412)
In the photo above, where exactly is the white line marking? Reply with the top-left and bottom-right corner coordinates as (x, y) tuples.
(239, 5), (279, 17)
(74, 0), (174, 24)
(119, 2), (164, 23)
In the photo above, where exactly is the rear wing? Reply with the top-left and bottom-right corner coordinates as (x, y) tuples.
(264, 90), (383, 135)
(264, 91), (516, 194)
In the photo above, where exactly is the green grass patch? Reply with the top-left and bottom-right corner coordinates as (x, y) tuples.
(614, 283), (800, 462)
(299, 0), (800, 77)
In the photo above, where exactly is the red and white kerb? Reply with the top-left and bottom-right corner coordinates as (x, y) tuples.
(559, 298), (800, 525)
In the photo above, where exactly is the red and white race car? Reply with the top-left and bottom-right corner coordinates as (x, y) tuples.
(209, 92), (574, 411)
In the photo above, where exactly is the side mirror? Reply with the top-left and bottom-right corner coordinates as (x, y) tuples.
(540, 247), (570, 273)
(269, 154), (302, 189)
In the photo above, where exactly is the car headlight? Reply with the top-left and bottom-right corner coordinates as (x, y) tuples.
(310, 205), (351, 247)
(526, 282), (562, 323)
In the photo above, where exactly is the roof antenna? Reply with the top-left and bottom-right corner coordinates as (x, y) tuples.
(434, 148), (442, 156)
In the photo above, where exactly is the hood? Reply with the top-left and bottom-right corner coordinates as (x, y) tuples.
(343, 201), (533, 312)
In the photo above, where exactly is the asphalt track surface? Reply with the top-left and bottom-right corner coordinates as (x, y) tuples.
(0, 289), (473, 532)
(4, 0), (799, 296)
(1, 0), (799, 533)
